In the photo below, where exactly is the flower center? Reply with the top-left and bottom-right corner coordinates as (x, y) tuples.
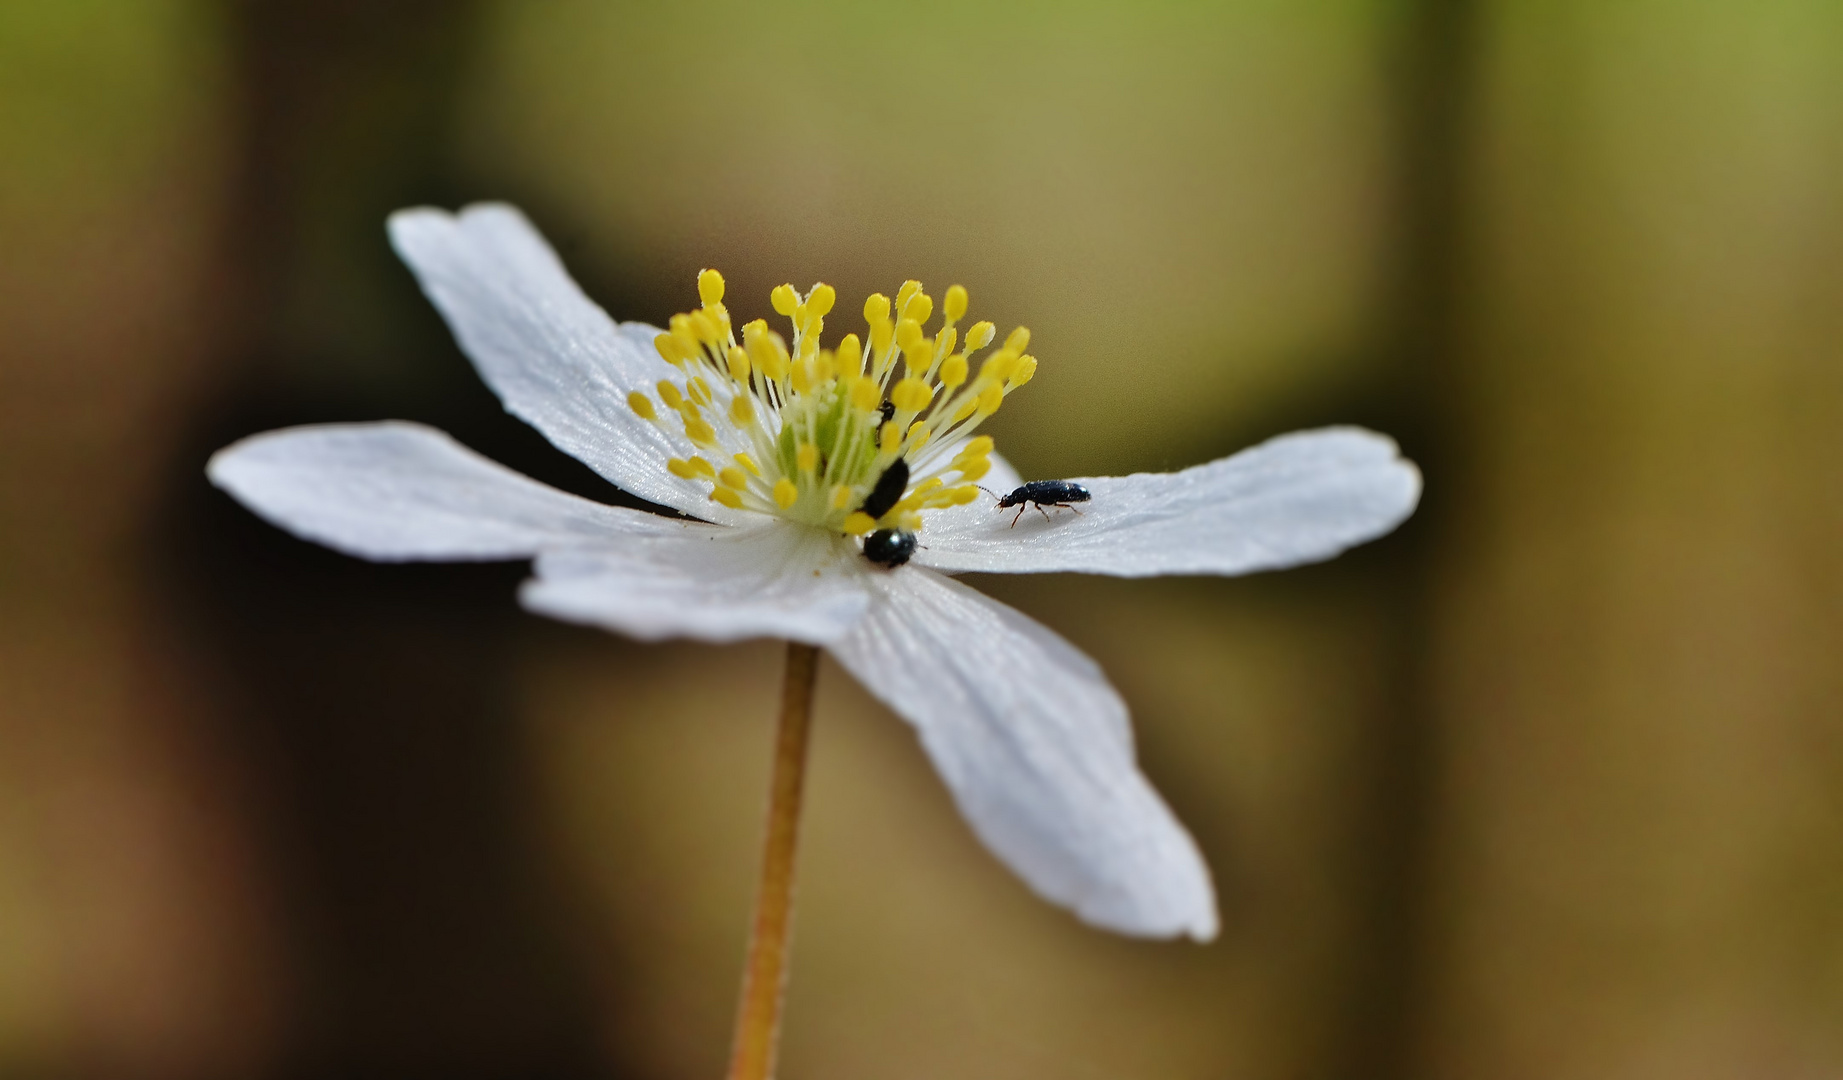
(626, 270), (1037, 539)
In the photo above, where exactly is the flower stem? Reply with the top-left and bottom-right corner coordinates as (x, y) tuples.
(727, 641), (820, 1080)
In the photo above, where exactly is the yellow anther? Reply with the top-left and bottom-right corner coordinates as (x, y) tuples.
(726, 345), (751, 382)
(796, 443), (820, 472)
(734, 452), (762, 477)
(980, 349), (1020, 383)
(657, 381), (684, 410)
(944, 285), (968, 324)
(915, 476), (945, 495)
(952, 398), (978, 422)
(848, 376), (882, 412)
(906, 421), (933, 449)
(966, 321), (996, 350)
(837, 333), (863, 376)
(864, 293), (891, 324)
(728, 396), (756, 426)
(1009, 355), (1038, 387)
(789, 354), (814, 394)
(698, 268), (725, 305)
(895, 318), (924, 352)
(880, 423), (902, 454)
(686, 456), (716, 479)
(773, 478), (800, 509)
(771, 284), (799, 316)
(870, 317), (893, 357)
(813, 348), (835, 384)
(938, 326), (958, 358)
(667, 458), (698, 480)
(956, 435), (995, 460)
(654, 333), (688, 365)
(843, 512), (877, 535)
(890, 377), (933, 413)
(746, 325), (790, 380)
(894, 493), (926, 514)
(977, 383), (1004, 416)
(895, 280), (921, 311)
(710, 488), (744, 510)
(938, 354), (968, 389)
(627, 391), (657, 421)
(831, 485), (854, 510)
(1005, 326), (1030, 353)
(958, 457), (992, 482)
(948, 484), (981, 506)
(897, 512), (923, 532)
(690, 310), (721, 345)
(903, 290), (933, 325)
(687, 376), (711, 407)
(807, 283), (836, 318)
(685, 415), (717, 445)
(718, 466), (749, 491)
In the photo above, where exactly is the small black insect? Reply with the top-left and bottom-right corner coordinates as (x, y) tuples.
(858, 458), (910, 520)
(994, 480), (1092, 526)
(862, 528), (917, 568)
(878, 400), (896, 425)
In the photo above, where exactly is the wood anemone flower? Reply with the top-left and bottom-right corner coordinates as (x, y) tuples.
(209, 203), (1422, 944)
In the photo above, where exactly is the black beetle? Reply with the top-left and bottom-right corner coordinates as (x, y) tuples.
(858, 458), (909, 520)
(994, 479), (1091, 526)
(862, 528), (917, 568)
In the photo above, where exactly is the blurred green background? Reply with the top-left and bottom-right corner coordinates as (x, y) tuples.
(2, 1), (1841, 1077)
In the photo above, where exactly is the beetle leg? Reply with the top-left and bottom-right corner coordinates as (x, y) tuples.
(1011, 503), (1028, 527)
(1034, 503), (1052, 523)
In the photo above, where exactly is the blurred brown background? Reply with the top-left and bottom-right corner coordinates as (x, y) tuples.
(2, 1), (1840, 1078)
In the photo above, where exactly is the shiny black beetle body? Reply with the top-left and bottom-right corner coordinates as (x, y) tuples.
(862, 529), (917, 568)
(996, 480), (1091, 526)
(859, 458), (910, 521)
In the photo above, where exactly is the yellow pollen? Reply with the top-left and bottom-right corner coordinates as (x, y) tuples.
(891, 377), (932, 413)
(837, 333), (863, 375)
(698, 268), (725, 305)
(944, 284), (968, 324)
(647, 269), (1041, 536)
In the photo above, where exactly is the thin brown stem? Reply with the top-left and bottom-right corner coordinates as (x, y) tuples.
(726, 641), (820, 1080)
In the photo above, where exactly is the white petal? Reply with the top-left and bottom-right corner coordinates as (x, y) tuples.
(912, 448), (1023, 543)
(914, 427), (1420, 577)
(387, 203), (750, 525)
(522, 524), (873, 645)
(827, 568), (1218, 940)
(208, 421), (697, 560)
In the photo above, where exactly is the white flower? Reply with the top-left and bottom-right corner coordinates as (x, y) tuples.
(208, 203), (1421, 942)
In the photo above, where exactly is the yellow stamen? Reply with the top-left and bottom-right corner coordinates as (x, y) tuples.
(796, 443), (819, 472)
(627, 391), (657, 421)
(658, 381), (685, 410)
(771, 284), (798, 316)
(735, 453), (762, 477)
(831, 485), (854, 510)
(773, 478), (799, 509)
(727, 345), (751, 382)
(698, 268), (725, 305)
(943, 284), (968, 324)
(890, 377), (932, 413)
(711, 488), (744, 510)
(730, 396), (757, 426)
(842, 512), (876, 535)
(719, 466), (749, 491)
